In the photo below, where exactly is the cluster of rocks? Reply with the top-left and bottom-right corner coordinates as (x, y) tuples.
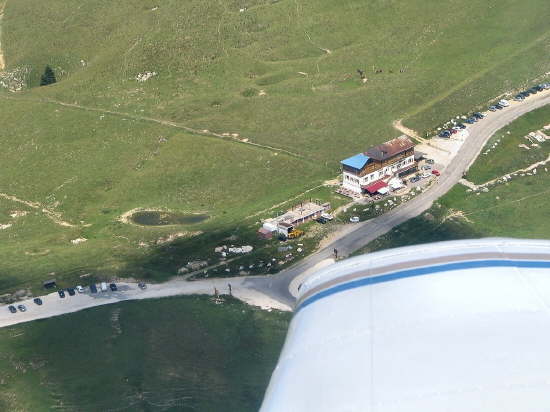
(214, 245), (253, 257)
(0, 67), (28, 92)
(178, 260), (208, 274)
(0, 289), (32, 304)
(136, 71), (157, 82)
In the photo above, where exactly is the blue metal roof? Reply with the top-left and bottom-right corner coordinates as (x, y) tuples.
(341, 153), (369, 169)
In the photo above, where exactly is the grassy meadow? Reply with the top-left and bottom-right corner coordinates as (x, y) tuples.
(0, 0), (549, 292)
(0, 295), (290, 411)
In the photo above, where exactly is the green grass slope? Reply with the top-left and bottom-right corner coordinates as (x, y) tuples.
(0, 0), (549, 291)
(0, 296), (290, 411)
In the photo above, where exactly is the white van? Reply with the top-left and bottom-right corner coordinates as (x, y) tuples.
(100, 282), (108, 292)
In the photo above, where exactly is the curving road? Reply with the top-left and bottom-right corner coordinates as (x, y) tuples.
(1, 90), (549, 328)
(244, 89), (550, 307)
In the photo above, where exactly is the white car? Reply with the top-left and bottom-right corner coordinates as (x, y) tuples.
(321, 213), (334, 221)
(350, 216), (360, 223)
(76, 285), (85, 293)
(421, 172), (431, 179)
(498, 99), (510, 107)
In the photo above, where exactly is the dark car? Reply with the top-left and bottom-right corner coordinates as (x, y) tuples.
(473, 112), (485, 119)
(495, 103), (504, 110)
(58, 289), (66, 298)
(528, 87), (538, 94)
(488, 106), (498, 112)
(109, 283), (117, 292)
(316, 217), (327, 224)
(17, 305), (27, 312)
(33, 298), (43, 305)
(426, 159), (435, 164)
(409, 176), (420, 183)
(138, 282), (147, 290)
(456, 123), (466, 129)
(90, 283), (98, 293)
(464, 118), (475, 124)
(67, 288), (76, 296)
(438, 130), (451, 138)
(8, 305), (17, 313)
(521, 91), (531, 97)
(514, 94), (524, 101)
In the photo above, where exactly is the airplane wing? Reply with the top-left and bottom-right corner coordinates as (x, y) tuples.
(261, 238), (550, 412)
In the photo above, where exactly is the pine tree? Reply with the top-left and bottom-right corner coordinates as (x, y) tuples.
(40, 65), (56, 86)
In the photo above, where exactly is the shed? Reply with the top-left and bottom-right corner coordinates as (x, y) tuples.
(258, 227), (274, 239)
(43, 279), (57, 289)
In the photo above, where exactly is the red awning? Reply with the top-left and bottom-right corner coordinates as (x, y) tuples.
(362, 180), (388, 194)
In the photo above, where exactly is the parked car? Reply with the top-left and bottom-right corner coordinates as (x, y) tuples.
(438, 130), (451, 138)
(514, 94), (524, 101)
(528, 87), (538, 94)
(432, 169), (441, 176)
(426, 159), (435, 164)
(421, 172), (431, 179)
(468, 116), (478, 123)
(409, 176), (420, 183)
(520, 91), (531, 97)
(90, 283), (98, 293)
(316, 217), (327, 224)
(67, 288), (76, 296)
(498, 99), (510, 107)
(456, 123), (466, 129)
(8, 305), (17, 313)
(100, 282), (108, 292)
(422, 165), (432, 170)
(17, 305), (26, 312)
(495, 103), (504, 110)
(76, 285), (85, 293)
(450, 128), (458, 134)
(321, 212), (334, 221)
(109, 283), (118, 292)
(350, 216), (360, 223)
(58, 290), (66, 298)
(138, 282), (147, 290)
(488, 106), (498, 112)
(534, 85), (544, 92)
(33, 298), (43, 305)
(542, 83), (550, 90)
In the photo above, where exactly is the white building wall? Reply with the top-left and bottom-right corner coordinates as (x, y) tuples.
(342, 155), (415, 192)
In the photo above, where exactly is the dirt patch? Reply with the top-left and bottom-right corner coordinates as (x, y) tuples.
(441, 209), (473, 224)
(0, 193), (77, 227)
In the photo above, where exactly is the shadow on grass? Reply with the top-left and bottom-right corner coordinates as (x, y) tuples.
(360, 205), (485, 255)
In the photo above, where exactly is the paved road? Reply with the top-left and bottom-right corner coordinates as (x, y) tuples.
(245, 89), (550, 307)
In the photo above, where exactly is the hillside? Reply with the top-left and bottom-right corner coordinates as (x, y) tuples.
(0, 0), (549, 291)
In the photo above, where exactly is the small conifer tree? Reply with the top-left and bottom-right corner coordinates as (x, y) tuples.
(40, 65), (56, 86)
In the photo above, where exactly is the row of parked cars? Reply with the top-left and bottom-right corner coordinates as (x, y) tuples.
(57, 282), (120, 298)
(438, 83), (549, 138)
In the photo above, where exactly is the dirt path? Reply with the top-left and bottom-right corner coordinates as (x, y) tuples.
(393, 118), (451, 155)
(1, 95), (304, 159)
(0, 192), (77, 227)
(0, 1), (7, 71)
(245, 183), (324, 219)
